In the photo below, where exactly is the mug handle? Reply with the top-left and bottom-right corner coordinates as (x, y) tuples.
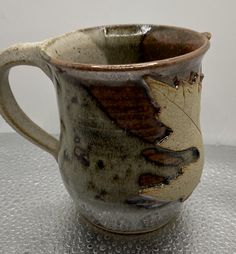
(0, 42), (59, 160)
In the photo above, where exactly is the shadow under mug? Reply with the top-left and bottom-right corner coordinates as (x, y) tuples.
(0, 24), (210, 234)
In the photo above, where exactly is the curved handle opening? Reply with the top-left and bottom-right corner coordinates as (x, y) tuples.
(8, 65), (60, 136)
(0, 43), (60, 160)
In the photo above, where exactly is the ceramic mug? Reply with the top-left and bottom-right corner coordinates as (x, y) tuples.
(0, 25), (210, 234)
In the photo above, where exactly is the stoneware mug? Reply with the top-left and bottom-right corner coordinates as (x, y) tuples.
(0, 24), (211, 234)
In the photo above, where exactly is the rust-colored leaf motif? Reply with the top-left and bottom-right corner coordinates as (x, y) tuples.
(87, 83), (172, 143)
(138, 173), (166, 187)
(142, 147), (199, 167)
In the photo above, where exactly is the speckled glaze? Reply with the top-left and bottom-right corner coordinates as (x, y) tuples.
(0, 25), (210, 233)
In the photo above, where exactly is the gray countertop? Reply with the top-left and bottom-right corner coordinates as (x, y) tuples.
(0, 133), (235, 254)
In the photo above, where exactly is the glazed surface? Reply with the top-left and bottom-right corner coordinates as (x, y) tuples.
(55, 69), (204, 204)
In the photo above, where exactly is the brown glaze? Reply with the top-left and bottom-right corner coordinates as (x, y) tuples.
(141, 27), (204, 62)
(139, 173), (166, 188)
(142, 147), (200, 167)
(142, 149), (183, 166)
(87, 83), (172, 144)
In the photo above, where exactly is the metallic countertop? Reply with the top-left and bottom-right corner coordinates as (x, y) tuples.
(0, 134), (235, 254)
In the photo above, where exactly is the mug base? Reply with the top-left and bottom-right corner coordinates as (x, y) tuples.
(77, 200), (182, 234)
(81, 212), (179, 235)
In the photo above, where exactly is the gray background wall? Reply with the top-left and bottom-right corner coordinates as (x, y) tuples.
(0, 0), (235, 146)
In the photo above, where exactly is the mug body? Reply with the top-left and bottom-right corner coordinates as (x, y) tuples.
(42, 24), (210, 233)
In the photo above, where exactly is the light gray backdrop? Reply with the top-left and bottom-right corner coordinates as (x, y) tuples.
(0, 0), (235, 146)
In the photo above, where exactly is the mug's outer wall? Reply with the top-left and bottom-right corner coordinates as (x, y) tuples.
(51, 60), (204, 232)
(54, 60), (204, 204)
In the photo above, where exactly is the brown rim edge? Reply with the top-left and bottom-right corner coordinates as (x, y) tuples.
(40, 24), (211, 72)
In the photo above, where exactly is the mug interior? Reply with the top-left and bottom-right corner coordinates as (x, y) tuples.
(44, 24), (206, 66)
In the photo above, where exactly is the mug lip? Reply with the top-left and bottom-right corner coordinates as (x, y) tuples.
(40, 24), (211, 72)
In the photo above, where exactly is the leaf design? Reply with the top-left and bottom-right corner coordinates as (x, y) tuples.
(86, 81), (172, 144)
(142, 146), (199, 167)
(143, 75), (202, 132)
(138, 75), (204, 201)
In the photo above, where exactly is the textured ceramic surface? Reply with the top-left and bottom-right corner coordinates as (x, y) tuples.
(0, 25), (210, 233)
(0, 134), (235, 254)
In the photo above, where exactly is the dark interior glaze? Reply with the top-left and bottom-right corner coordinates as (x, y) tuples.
(141, 27), (205, 62)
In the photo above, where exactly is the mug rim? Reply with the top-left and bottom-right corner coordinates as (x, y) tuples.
(41, 24), (211, 72)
